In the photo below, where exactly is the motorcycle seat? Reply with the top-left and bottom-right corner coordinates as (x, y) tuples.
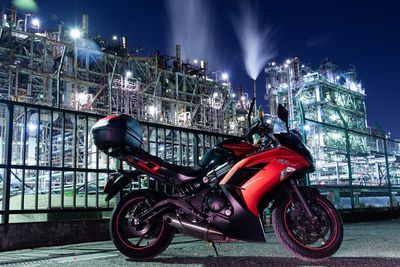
(128, 149), (207, 184)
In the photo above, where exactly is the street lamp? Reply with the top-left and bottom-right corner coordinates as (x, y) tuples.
(222, 72), (229, 81)
(112, 35), (118, 41)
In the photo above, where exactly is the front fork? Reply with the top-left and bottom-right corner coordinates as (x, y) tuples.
(288, 179), (318, 221)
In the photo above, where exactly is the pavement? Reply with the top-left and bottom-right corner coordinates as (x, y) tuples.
(0, 220), (399, 267)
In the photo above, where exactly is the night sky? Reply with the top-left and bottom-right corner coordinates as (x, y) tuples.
(18, 0), (400, 138)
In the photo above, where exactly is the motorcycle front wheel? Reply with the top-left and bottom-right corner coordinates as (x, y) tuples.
(271, 187), (343, 261)
(110, 189), (175, 259)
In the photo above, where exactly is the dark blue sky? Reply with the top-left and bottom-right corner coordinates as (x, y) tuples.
(25, 0), (400, 137)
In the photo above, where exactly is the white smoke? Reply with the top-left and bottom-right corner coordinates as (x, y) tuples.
(165, 0), (218, 65)
(233, 3), (276, 80)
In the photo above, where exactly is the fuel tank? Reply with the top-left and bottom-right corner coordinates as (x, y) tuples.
(200, 139), (257, 170)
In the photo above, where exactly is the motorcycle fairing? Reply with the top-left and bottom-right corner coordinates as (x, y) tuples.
(209, 185), (266, 242)
(220, 146), (311, 216)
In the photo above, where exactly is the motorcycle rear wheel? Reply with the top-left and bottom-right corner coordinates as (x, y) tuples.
(271, 187), (343, 261)
(110, 189), (175, 259)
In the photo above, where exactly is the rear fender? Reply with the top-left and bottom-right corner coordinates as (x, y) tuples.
(105, 170), (140, 201)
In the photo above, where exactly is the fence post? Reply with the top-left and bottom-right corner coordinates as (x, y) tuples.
(296, 98), (309, 186)
(2, 103), (14, 224)
(383, 137), (393, 208)
(336, 109), (354, 210)
(193, 133), (199, 165)
(344, 127), (354, 210)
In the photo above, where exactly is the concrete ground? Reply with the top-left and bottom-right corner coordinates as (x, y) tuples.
(0, 220), (399, 267)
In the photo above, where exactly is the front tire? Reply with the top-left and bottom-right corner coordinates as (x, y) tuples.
(110, 190), (175, 259)
(271, 187), (343, 261)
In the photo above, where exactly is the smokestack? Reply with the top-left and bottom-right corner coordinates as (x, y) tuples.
(57, 23), (64, 41)
(253, 79), (257, 114)
(200, 60), (207, 79)
(82, 14), (89, 38)
(121, 36), (128, 56)
(10, 3), (16, 28)
(0, 2), (3, 26)
(175, 44), (182, 72)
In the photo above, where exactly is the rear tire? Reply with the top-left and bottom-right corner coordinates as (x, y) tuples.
(110, 190), (175, 259)
(271, 187), (343, 261)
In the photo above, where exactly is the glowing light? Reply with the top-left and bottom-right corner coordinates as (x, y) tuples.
(78, 93), (89, 105)
(266, 119), (272, 124)
(231, 93), (236, 98)
(221, 72), (229, 81)
(271, 62), (276, 66)
(148, 106), (156, 116)
(241, 96), (246, 101)
(125, 70), (132, 78)
(28, 123), (37, 132)
(70, 28), (81, 39)
(332, 132), (342, 140)
(213, 92), (218, 98)
(301, 64), (305, 68)
(112, 35), (118, 41)
(31, 18), (40, 28)
(330, 114), (339, 121)
(285, 59), (291, 64)
(193, 59), (198, 64)
(304, 125), (311, 131)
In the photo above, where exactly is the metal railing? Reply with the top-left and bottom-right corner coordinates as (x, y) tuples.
(1, 99), (399, 225)
(299, 110), (400, 211)
(0, 100), (232, 224)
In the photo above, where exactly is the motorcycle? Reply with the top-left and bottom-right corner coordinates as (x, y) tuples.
(91, 100), (343, 261)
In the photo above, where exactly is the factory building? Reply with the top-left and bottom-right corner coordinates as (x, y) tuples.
(265, 58), (399, 193)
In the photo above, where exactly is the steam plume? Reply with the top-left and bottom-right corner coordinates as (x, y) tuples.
(232, 3), (276, 80)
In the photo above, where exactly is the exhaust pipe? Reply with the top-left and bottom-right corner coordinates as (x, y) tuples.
(164, 214), (227, 242)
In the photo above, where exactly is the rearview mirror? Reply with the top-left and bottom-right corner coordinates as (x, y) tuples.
(277, 104), (289, 124)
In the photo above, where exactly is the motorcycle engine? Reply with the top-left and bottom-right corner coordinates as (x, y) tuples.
(206, 189), (227, 212)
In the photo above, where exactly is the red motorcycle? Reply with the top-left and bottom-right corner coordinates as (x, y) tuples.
(91, 101), (343, 262)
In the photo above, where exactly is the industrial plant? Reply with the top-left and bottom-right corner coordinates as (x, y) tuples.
(0, 3), (398, 225)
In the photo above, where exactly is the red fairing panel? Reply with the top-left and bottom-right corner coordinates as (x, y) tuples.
(219, 146), (311, 216)
(101, 114), (118, 120)
(222, 142), (257, 157)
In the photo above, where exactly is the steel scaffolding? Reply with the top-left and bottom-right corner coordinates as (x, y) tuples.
(265, 58), (368, 161)
(265, 58), (400, 193)
(0, 7), (238, 134)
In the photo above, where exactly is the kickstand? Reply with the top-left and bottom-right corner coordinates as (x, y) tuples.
(211, 241), (219, 257)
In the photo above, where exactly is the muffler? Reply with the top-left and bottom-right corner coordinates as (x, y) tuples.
(163, 214), (228, 242)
